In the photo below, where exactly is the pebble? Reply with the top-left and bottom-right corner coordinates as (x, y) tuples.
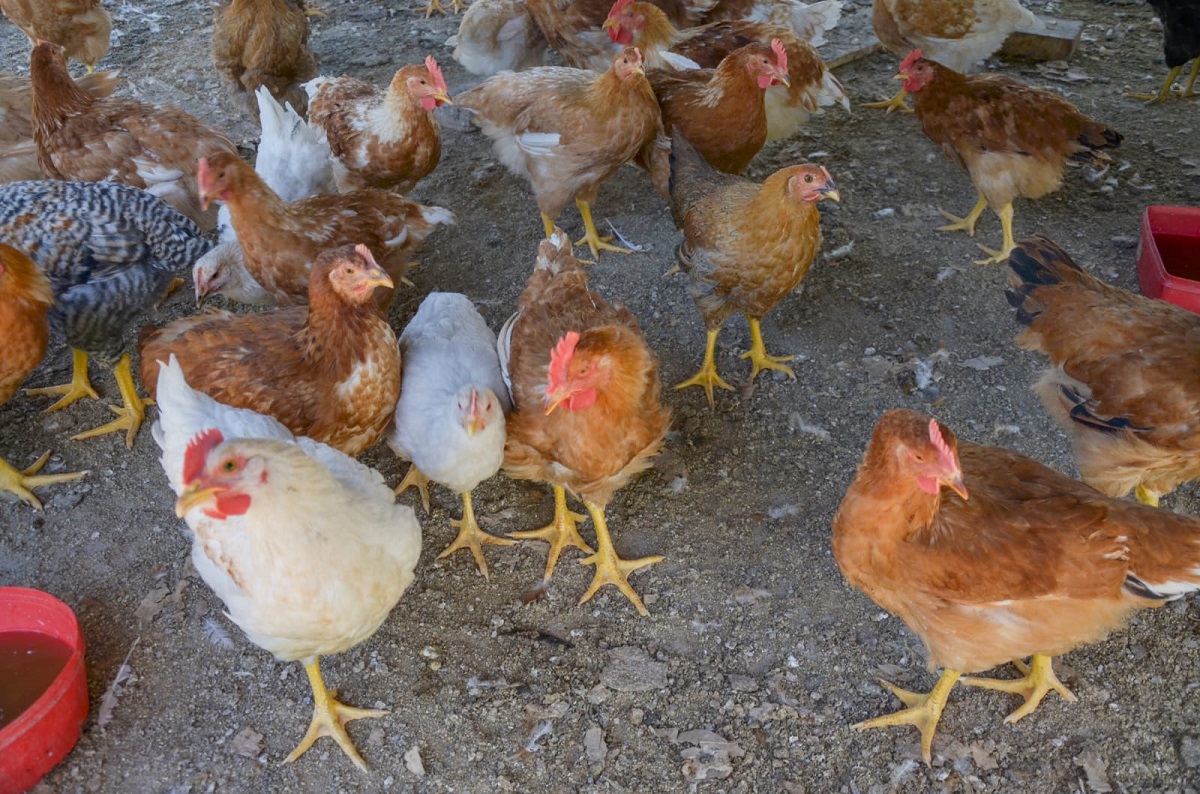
(584, 726), (608, 765)
(600, 647), (668, 693)
(1180, 735), (1200, 769)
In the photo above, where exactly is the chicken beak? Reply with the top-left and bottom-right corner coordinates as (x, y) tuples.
(465, 390), (483, 436)
(775, 70), (791, 88)
(195, 291), (207, 310)
(433, 91), (453, 106)
(941, 472), (969, 501)
(366, 267), (394, 290)
(820, 184), (841, 203)
(895, 72), (910, 81)
(631, 65), (645, 77)
(175, 484), (224, 518)
(544, 392), (569, 415)
(601, 17), (618, 29)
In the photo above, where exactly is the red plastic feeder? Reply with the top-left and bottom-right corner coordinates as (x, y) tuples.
(1137, 205), (1200, 314)
(0, 588), (88, 794)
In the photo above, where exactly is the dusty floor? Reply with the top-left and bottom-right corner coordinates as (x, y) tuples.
(3, 0), (1200, 791)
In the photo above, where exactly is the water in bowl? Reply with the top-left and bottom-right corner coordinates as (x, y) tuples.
(0, 631), (74, 730)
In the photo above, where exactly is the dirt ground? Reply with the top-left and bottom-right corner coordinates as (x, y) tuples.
(2, 0), (1200, 791)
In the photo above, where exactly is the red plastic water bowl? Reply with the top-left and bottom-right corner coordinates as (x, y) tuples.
(1137, 205), (1200, 314)
(0, 588), (88, 794)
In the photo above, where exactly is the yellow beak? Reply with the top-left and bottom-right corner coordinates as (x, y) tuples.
(775, 72), (791, 88)
(366, 267), (394, 290)
(941, 473), (969, 501)
(433, 91), (453, 106)
(465, 416), (481, 437)
(895, 73), (909, 81)
(821, 187), (841, 203)
(602, 17), (618, 29)
(544, 393), (569, 415)
(175, 484), (224, 518)
(631, 65), (645, 77)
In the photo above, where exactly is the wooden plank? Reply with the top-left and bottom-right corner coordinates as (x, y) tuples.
(827, 40), (883, 71)
(999, 16), (1084, 63)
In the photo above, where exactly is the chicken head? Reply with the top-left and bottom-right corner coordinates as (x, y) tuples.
(786, 164), (840, 203)
(322, 244), (394, 303)
(896, 49), (935, 93)
(175, 428), (257, 519)
(603, 0), (640, 44)
(196, 151), (248, 210)
(612, 47), (646, 80)
(892, 416), (970, 500)
(458, 386), (502, 436)
(396, 56), (454, 111)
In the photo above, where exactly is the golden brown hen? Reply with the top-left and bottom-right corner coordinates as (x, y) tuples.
(212, 0), (318, 119)
(0, 0), (111, 71)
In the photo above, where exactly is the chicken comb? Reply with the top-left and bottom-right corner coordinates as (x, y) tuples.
(607, 0), (634, 19)
(183, 428), (225, 486)
(425, 55), (447, 93)
(771, 39), (788, 73)
(898, 49), (923, 72)
(196, 156), (210, 189)
(546, 331), (581, 394)
(928, 419), (955, 468)
(353, 243), (378, 268)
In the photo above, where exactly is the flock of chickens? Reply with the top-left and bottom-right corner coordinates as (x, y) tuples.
(0, 0), (1198, 776)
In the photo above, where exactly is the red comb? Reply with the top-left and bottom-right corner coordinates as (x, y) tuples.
(546, 332), (580, 395)
(898, 49), (923, 72)
(771, 39), (787, 73)
(607, 0), (634, 18)
(928, 419), (954, 465)
(425, 55), (447, 93)
(183, 428), (224, 486)
(353, 243), (378, 267)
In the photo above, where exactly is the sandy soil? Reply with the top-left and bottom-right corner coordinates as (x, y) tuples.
(2, 0), (1200, 791)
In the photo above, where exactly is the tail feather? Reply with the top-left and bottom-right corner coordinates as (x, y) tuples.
(1005, 236), (1097, 327)
(1072, 122), (1122, 166)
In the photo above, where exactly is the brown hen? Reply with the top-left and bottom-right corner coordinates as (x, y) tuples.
(1, 0), (110, 71)
(212, 0), (318, 119)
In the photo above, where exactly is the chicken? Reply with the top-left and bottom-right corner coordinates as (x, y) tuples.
(1125, 0), (1200, 103)
(0, 243), (87, 509)
(898, 50), (1122, 264)
(448, 0), (551, 76)
(457, 47), (662, 260)
(606, 1), (849, 141)
(306, 56), (452, 194)
(667, 133), (839, 405)
(196, 151), (454, 306)
(193, 87), (337, 308)
(527, 0), (708, 71)
(29, 42), (239, 232)
(140, 245), (400, 458)
(0, 0), (111, 72)
(387, 293), (512, 577)
(0, 180), (212, 448)
(865, 0), (1036, 113)
(832, 409), (1200, 764)
(499, 230), (670, 615)
(212, 0), (319, 119)
(152, 356), (420, 771)
(703, 0), (843, 47)
(1006, 237), (1200, 507)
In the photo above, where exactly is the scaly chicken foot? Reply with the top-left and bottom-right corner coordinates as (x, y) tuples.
(1125, 61), (1199, 103)
(961, 654), (1076, 724)
(575, 199), (632, 261)
(1134, 484), (1161, 507)
(862, 87), (912, 114)
(741, 317), (795, 380)
(0, 452), (88, 511)
(419, 0), (467, 18)
(27, 349), (100, 412)
(974, 203), (1017, 265)
(854, 669), (962, 766)
(937, 194), (988, 236)
(577, 500), (662, 617)
(675, 328), (735, 408)
(394, 464), (432, 514)
(284, 657), (386, 773)
(71, 354), (152, 449)
(511, 485), (592, 582)
(439, 491), (515, 579)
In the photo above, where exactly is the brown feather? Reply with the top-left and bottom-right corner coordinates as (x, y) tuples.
(212, 0), (318, 119)
(0, 243), (52, 405)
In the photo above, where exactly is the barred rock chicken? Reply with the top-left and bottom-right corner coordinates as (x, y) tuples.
(668, 133), (838, 406)
(458, 47), (662, 260)
(306, 56), (452, 194)
(833, 410), (1200, 764)
(1007, 237), (1200, 507)
(899, 50), (1122, 264)
(0, 0), (111, 71)
(866, 0), (1036, 113)
(153, 357), (421, 771)
(0, 243), (87, 508)
(1126, 0), (1200, 103)
(141, 246), (400, 458)
(448, 0), (551, 76)
(212, 0), (319, 119)
(197, 151), (453, 305)
(388, 292), (512, 578)
(0, 180), (212, 448)
(607, 0), (849, 141)
(30, 42), (238, 232)
(193, 87), (337, 308)
(500, 230), (670, 615)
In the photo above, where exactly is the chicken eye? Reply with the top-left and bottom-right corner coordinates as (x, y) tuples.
(804, 174), (814, 183)
(223, 460), (238, 472)
(345, 267), (355, 275)
(420, 79), (427, 85)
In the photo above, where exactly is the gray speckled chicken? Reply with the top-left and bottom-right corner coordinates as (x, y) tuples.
(0, 180), (213, 448)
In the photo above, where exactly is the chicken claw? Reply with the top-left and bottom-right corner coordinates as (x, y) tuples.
(577, 500), (661, 617)
(960, 654), (1076, 724)
(973, 204), (1016, 265)
(418, 0), (467, 17)
(438, 491), (515, 579)
(0, 452), (88, 511)
(676, 329), (735, 408)
(862, 88), (912, 114)
(27, 349), (100, 412)
(741, 318), (795, 380)
(511, 485), (592, 583)
(395, 464), (432, 514)
(574, 199), (632, 261)
(1134, 484), (1161, 507)
(1125, 62), (1199, 104)
(937, 194), (987, 236)
(285, 658), (386, 773)
(853, 669), (961, 766)
(71, 354), (152, 449)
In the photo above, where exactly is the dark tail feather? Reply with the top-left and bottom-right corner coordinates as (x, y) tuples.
(1071, 122), (1122, 165)
(1059, 383), (1150, 434)
(668, 131), (709, 200)
(1004, 236), (1090, 326)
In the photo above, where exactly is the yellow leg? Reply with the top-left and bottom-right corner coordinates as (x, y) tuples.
(577, 500), (662, 617)
(1134, 484), (1161, 507)
(284, 657), (387, 773)
(740, 317), (795, 380)
(862, 87), (912, 114)
(938, 194), (988, 236)
(71, 354), (152, 449)
(675, 328), (735, 408)
(394, 464), (432, 514)
(541, 213), (556, 239)
(419, 0), (466, 17)
(961, 654), (1076, 724)
(1182, 59), (1199, 98)
(438, 491), (516, 579)
(511, 485), (593, 583)
(0, 452), (88, 511)
(85, 64), (96, 74)
(853, 669), (961, 766)
(975, 203), (1017, 265)
(26, 349), (100, 412)
(574, 199), (631, 261)
(154, 277), (186, 311)
(1125, 65), (1183, 103)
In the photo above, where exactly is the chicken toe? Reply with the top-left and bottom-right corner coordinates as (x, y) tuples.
(862, 88), (912, 114)
(511, 486), (592, 583)
(974, 204), (1018, 265)
(0, 452), (88, 511)
(574, 200), (632, 261)
(741, 318), (795, 381)
(418, 0), (467, 17)
(676, 329), (735, 408)
(937, 195), (988, 236)
(438, 491), (515, 579)
(395, 464), (432, 514)
(960, 654), (1076, 724)
(853, 669), (962, 766)
(1125, 64), (1188, 104)
(577, 500), (661, 617)
(285, 658), (386, 773)
(27, 349), (100, 412)
(71, 354), (151, 449)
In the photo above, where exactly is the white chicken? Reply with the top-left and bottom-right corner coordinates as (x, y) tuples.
(151, 355), (421, 772)
(388, 293), (513, 578)
(192, 86), (337, 307)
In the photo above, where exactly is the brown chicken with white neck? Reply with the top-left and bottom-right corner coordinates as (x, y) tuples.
(499, 230), (670, 615)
